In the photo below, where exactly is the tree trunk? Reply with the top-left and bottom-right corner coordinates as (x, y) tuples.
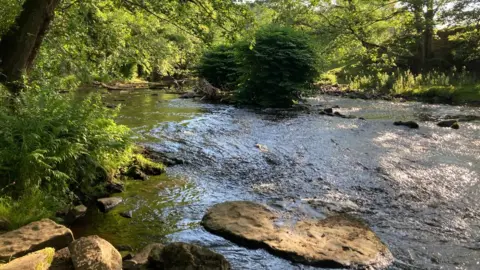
(424, 0), (435, 67)
(413, 2), (425, 73)
(0, 0), (61, 94)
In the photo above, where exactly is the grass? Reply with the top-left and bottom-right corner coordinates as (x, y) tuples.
(0, 190), (65, 230)
(407, 83), (480, 104)
(319, 67), (480, 105)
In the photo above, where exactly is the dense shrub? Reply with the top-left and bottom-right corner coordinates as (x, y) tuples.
(196, 45), (240, 90)
(0, 90), (133, 199)
(237, 25), (318, 107)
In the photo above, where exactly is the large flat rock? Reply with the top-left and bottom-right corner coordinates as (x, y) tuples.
(202, 201), (393, 269)
(0, 219), (74, 261)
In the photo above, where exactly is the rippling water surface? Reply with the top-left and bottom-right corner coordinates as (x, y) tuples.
(72, 89), (480, 269)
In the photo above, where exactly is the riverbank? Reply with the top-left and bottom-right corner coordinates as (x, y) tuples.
(316, 84), (480, 106)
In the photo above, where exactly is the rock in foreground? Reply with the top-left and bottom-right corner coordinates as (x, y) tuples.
(69, 235), (122, 270)
(202, 201), (393, 269)
(0, 248), (55, 270)
(148, 242), (231, 270)
(0, 219), (73, 261)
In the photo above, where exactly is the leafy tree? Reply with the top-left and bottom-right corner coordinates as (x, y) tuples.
(0, 0), (253, 93)
(237, 25), (318, 107)
(196, 44), (240, 90)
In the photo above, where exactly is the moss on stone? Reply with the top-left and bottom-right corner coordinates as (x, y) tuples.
(133, 154), (165, 175)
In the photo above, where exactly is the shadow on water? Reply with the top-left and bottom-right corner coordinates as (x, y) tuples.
(72, 89), (480, 269)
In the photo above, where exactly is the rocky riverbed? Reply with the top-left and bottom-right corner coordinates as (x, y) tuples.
(67, 89), (480, 269)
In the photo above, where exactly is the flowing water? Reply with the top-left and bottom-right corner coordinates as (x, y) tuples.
(71, 89), (480, 270)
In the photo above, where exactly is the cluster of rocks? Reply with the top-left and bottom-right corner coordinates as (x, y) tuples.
(316, 85), (408, 102)
(394, 119), (461, 129)
(54, 151), (173, 224)
(288, 104), (365, 120)
(0, 219), (231, 270)
(318, 107), (360, 119)
(0, 201), (395, 269)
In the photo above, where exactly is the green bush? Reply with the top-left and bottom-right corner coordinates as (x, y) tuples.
(196, 45), (240, 90)
(236, 25), (318, 107)
(0, 90), (134, 199)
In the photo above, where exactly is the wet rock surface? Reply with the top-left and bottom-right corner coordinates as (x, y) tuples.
(125, 165), (149, 181)
(202, 201), (393, 268)
(105, 182), (125, 194)
(49, 247), (74, 270)
(393, 121), (419, 129)
(148, 242), (231, 270)
(123, 243), (164, 270)
(65, 205), (87, 224)
(437, 119), (460, 129)
(69, 235), (122, 270)
(0, 219), (73, 261)
(0, 248), (55, 270)
(97, 197), (123, 213)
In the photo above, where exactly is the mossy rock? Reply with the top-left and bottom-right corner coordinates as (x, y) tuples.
(133, 155), (165, 175)
(0, 247), (55, 270)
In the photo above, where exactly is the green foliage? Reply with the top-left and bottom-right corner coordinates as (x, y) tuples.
(0, 190), (64, 230)
(196, 45), (240, 90)
(0, 90), (133, 198)
(343, 67), (480, 104)
(237, 25), (318, 107)
(0, 0), (23, 37)
(132, 154), (166, 175)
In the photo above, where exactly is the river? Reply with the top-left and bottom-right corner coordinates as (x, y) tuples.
(71, 89), (480, 269)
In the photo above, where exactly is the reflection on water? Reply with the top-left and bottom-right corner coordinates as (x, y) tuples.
(75, 89), (205, 142)
(71, 89), (202, 250)
(71, 175), (200, 250)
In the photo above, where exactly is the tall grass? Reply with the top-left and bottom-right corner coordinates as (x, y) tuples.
(343, 67), (479, 103)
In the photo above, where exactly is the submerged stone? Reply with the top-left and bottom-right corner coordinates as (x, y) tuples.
(120, 211), (133, 219)
(0, 219), (74, 261)
(437, 120), (460, 129)
(202, 201), (393, 269)
(148, 242), (231, 270)
(394, 121), (419, 129)
(324, 108), (334, 114)
(97, 197), (123, 213)
(123, 243), (164, 270)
